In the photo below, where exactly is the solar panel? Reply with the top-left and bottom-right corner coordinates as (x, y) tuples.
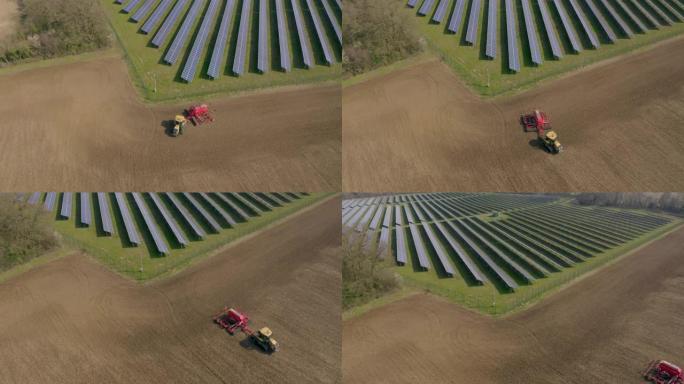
(214, 193), (249, 220)
(404, 204), (416, 224)
(182, 193), (222, 232)
(567, 0), (600, 48)
(256, 0), (270, 73)
(273, 192), (293, 203)
(433, 0), (450, 22)
(584, 0), (618, 42)
(638, 0), (669, 26)
(466, 0), (482, 44)
(654, 0), (683, 21)
(165, 0), (206, 65)
(552, 0), (583, 52)
(356, 205), (376, 232)
(228, 193), (263, 214)
(379, 227), (390, 251)
(97, 193), (114, 236)
(233, 0), (253, 75)
(291, 0), (313, 68)
(613, 0), (648, 32)
(486, 0), (498, 59)
(433, 221), (486, 283)
(369, 205), (385, 230)
(207, 0), (236, 79)
(598, 0), (633, 37)
(418, 0), (435, 15)
(161, 193), (205, 239)
(80, 192), (92, 226)
(305, 0), (335, 64)
(275, 0), (292, 71)
(382, 206), (393, 228)
(200, 192), (237, 226)
(333, 0), (341, 9)
(505, 0), (520, 71)
(538, 0), (563, 58)
(60, 193), (73, 218)
(394, 206), (404, 226)
(521, 0), (542, 65)
(42, 192), (56, 211)
(448, 0), (467, 33)
(149, 193), (188, 246)
(408, 224), (431, 270)
(142, 0), (174, 34)
(123, 0), (143, 14)
(394, 226), (408, 265)
(132, 192), (169, 254)
(28, 192), (41, 205)
(114, 193), (141, 245)
(131, 0), (156, 22)
(422, 223), (455, 276)
(247, 192), (275, 209)
(321, 0), (342, 44)
(181, 0), (219, 81)
(152, 0), (190, 46)
(408, 0), (420, 7)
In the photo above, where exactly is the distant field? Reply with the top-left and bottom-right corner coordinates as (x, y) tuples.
(101, 0), (341, 101)
(17, 192), (328, 280)
(401, 0), (684, 95)
(343, 193), (683, 315)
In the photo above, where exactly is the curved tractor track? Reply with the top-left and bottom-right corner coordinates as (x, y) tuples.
(0, 56), (341, 191)
(343, 37), (684, 192)
(0, 197), (341, 384)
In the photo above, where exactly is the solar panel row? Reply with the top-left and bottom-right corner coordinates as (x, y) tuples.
(418, 0), (435, 16)
(80, 192), (91, 226)
(131, 0), (157, 22)
(142, 0), (175, 34)
(28, 192), (41, 205)
(448, 0), (467, 33)
(164, 0), (206, 65)
(614, 0), (648, 32)
(584, 0), (617, 42)
(291, 0), (314, 68)
(568, 0), (600, 48)
(207, 0), (236, 79)
(61, 192), (73, 218)
(485, 0), (498, 59)
(538, 0), (563, 59)
(115, 193), (141, 245)
(258, 0), (269, 73)
(275, 0), (292, 71)
(132, 192), (169, 254)
(149, 193), (188, 246)
(305, 0), (335, 64)
(632, 0), (664, 27)
(229, 193), (262, 215)
(432, 0), (450, 22)
(182, 0), (220, 81)
(505, 0), (519, 71)
(552, 0), (582, 53)
(215, 193), (249, 220)
(321, 0), (342, 45)
(521, 0), (542, 65)
(152, 0), (190, 47)
(200, 192), (237, 226)
(44, 192), (57, 211)
(97, 193), (114, 236)
(165, 193), (206, 238)
(466, 0), (481, 44)
(123, 0), (143, 14)
(233, 0), (253, 76)
(183, 192), (222, 232)
(598, 0), (633, 37)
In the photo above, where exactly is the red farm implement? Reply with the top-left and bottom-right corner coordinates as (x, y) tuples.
(213, 307), (279, 353)
(185, 104), (214, 126)
(520, 109), (563, 154)
(644, 360), (683, 384)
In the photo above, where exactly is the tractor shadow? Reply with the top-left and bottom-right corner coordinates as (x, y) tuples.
(528, 139), (546, 152)
(238, 337), (273, 355)
(161, 120), (179, 137)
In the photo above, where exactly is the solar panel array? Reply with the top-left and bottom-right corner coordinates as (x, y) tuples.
(405, 0), (683, 72)
(343, 193), (674, 292)
(115, 0), (340, 82)
(15, 192), (306, 256)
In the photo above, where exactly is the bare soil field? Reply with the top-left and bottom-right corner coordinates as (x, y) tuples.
(343, 225), (684, 384)
(0, 56), (341, 191)
(343, 36), (684, 192)
(0, 197), (341, 384)
(0, 0), (17, 43)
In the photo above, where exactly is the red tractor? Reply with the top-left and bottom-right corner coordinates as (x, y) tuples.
(520, 109), (563, 154)
(644, 360), (683, 384)
(213, 307), (279, 353)
(185, 104), (214, 126)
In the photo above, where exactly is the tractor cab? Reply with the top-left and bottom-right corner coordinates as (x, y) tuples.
(171, 115), (186, 137)
(252, 327), (279, 353)
(540, 130), (563, 154)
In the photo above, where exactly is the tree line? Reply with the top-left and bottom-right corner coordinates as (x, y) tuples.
(574, 193), (684, 214)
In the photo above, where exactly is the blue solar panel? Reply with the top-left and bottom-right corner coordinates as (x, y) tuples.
(334, 0), (341, 9)
(114, 193), (141, 245)
(123, 0), (143, 14)
(448, 0), (467, 33)
(585, 0), (617, 42)
(182, 193), (222, 232)
(369, 205), (385, 230)
(538, 0), (563, 58)
(149, 193), (188, 246)
(552, 0), (582, 52)
(291, 0), (313, 68)
(465, 0), (482, 44)
(28, 192), (41, 205)
(182, 0), (220, 81)
(408, 0), (419, 7)
(258, 0), (269, 73)
(275, 0), (292, 71)
(97, 193), (114, 236)
(321, 0), (342, 45)
(599, 0), (634, 37)
(394, 226), (408, 265)
(80, 192), (91, 226)
(433, 221), (486, 284)
(233, 0), (252, 75)
(152, 0), (190, 47)
(247, 192), (275, 210)
(131, 0), (156, 22)
(486, 0), (498, 59)
(228, 193), (262, 215)
(60, 193), (72, 218)
(142, 0), (175, 34)
(43, 192), (57, 211)
(505, 0), (519, 71)
(215, 193), (249, 221)
(432, 0), (449, 23)
(200, 192), (237, 226)
(418, 0), (435, 16)
(305, 0), (335, 64)
(568, 0), (600, 48)
(521, 0), (542, 65)
(614, 0), (648, 32)
(422, 223), (455, 276)
(635, 0), (667, 26)
(131, 192), (169, 254)
(408, 224), (431, 270)
(164, 193), (206, 238)
(655, 0), (683, 21)
(207, 0), (236, 79)
(165, 0), (205, 65)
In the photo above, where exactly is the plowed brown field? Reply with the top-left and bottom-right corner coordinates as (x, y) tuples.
(0, 56), (341, 191)
(343, 225), (684, 384)
(343, 36), (684, 192)
(0, 197), (341, 384)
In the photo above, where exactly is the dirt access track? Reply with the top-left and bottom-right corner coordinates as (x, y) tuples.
(343, 36), (684, 192)
(0, 197), (341, 384)
(343, 225), (684, 383)
(0, 56), (340, 191)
